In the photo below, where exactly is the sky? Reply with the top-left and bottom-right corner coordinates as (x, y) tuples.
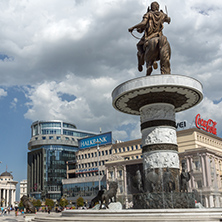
(0, 0), (222, 200)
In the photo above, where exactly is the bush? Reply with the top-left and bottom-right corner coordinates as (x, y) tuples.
(45, 199), (55, 208)
(59, 198), (69, 207)
(76, 197), (84, 207)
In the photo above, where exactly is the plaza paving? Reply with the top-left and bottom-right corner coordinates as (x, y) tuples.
(0, 212), (61, 222)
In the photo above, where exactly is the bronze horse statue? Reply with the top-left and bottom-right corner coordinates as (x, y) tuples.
(99, 181), (118, 209)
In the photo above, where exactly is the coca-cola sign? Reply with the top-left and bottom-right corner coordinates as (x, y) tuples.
(195, 114), (217, 135)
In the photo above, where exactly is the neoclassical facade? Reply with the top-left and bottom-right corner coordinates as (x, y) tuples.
(106, 128), (222, 208)
(0, 171), (18, 207)
(20, 179), (27, 200)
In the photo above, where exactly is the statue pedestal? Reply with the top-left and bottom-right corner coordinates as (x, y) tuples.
(112, 74), (203, 207)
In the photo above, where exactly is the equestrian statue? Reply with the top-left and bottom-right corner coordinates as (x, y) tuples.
(128, 1), (171, 76)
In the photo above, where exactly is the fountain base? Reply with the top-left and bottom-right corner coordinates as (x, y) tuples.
(133, 192), (195, 209)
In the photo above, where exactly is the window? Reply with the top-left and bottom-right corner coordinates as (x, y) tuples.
(57, 136), (61, 140)
(118, 170), (122, 178)
(42, 136), (46, 140)
(49, 136), (54, 140)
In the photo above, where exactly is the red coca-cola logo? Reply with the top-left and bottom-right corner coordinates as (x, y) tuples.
(195, 114), (217, 135)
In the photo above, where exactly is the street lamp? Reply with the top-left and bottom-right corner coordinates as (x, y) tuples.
(95, 142), (101, 190)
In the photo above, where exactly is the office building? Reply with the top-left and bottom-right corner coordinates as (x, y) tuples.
(27, 120), (96, 200)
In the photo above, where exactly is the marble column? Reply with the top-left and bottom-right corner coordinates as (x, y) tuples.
(140, 103), (180, 192)
(6, 189), (9, 206)
(209, 195), (214, 208)
(3, 189), (5, 206)
(200, 155), (207, 187)
(205, 196), (209, 208)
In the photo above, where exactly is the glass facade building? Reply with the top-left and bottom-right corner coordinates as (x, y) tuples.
(27, 120), (96, 200)
(63, 181), (106, 199)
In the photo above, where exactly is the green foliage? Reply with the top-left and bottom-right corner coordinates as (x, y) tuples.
(45, 198), (55, 207)
(59, 198), (69, 207)
(32, 199), (42, 207)
(18, 200), (24, 207)
(76, 197), (84, 207)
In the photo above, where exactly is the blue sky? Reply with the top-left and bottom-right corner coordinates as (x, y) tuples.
(0, 0), (222, 200)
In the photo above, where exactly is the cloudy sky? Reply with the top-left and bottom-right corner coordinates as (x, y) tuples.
(0, 0), (222, 197)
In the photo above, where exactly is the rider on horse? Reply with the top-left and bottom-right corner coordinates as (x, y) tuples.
(128, 2), (171, 75)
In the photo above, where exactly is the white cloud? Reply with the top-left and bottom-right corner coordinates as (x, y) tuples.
(0, 88), (7, 97)
(0, 0), (221, 139)
(10, 97), (18, 109)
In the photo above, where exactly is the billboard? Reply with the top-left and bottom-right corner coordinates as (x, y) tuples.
(78, 131), (112, 149)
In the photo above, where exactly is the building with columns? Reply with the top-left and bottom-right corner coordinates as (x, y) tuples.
(63, 127), (222, 208)
(178, 128), (222, 208)
(0, 171), (18, 207)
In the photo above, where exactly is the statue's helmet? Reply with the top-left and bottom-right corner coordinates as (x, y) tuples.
(151, 2), (159, 11)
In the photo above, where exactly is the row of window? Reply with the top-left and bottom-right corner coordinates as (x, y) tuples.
(77, 170), (105, 178)
(78, 160), (107, 169)
(35, 136), (77, 142)
(113, 145), (142, 154)
(78, 149), (112, 160)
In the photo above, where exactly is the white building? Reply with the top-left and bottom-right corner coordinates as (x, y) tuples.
(0, 171), (18, 207)
(19, 179), (27, 200)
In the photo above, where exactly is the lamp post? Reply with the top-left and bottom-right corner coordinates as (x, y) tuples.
(96, 142), (101, 190)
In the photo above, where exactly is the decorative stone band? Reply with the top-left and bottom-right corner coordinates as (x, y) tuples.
(112, 75), (203, 115)
(142, 126), (177, 146)
(142, 144), (178, 153)
(141, 120), (176, 131)
(140, 103), (175, 123)
(143, 150), (180, 170)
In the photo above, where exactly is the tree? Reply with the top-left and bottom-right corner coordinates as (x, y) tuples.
(76, 197), (84, 207)
(59, 198), (69, 208)
(33, 199), (42, 207)
(45, 198), (54, 208)
(18, 200), (24, 207)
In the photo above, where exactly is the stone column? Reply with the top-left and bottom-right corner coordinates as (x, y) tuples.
(209, 195), (214, 208)
(200, 155), (207, 187)
(205, 155), (211, 187)
(140, 103), (179, 192)
(205, 196), (209, 208)
(6, 189), (9, 206)
(3, 189), (5, 206)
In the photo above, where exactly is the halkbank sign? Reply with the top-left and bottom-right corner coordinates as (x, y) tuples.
(78, 132), (112, 149)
